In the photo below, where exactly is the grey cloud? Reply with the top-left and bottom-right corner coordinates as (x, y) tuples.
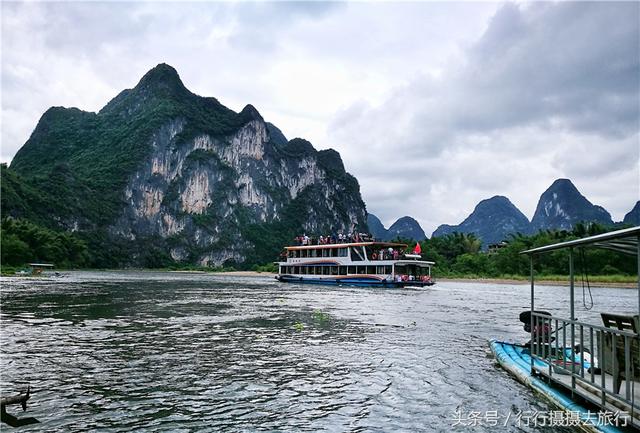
(329, 2), (639, 233)
(456, 2), (639, 136)
(269, 1), (344, 19)
(2, 1), (637, 233)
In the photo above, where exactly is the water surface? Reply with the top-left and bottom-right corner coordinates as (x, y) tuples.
(1, 271), (637, 432)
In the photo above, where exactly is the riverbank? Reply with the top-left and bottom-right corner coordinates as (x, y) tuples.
(437, 277), (637, 289)
(201, 271), (637, 288)
(171, 270), (277, 277)
(1, 269), (635, 288)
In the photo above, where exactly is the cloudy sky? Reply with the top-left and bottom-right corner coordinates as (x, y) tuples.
(2, 1), (638, 235)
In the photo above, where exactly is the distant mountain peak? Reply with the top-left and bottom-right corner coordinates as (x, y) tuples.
(367, 214), (387, 240)
(240, 104), (263, 122)
(100, 63), (190, 117)
(476, 195), (515, 210)
(623, 201), (640, 226)
(531, 178), (612, 231)
(386, 216), (426, 241)
(550, 178), (573, 187)
(367, 214), (426, 241)
(395, 215), (419, 224)
(432, 195), (530, 247)
(137, 63), (185, 90)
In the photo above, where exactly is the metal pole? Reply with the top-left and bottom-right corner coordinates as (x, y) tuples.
(530, 255), (535, 374)
(637, 235), (639, 319)
(569, 247), (576, 393)
(569, 247), (575, 320)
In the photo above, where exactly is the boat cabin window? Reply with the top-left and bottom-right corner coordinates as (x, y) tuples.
(377, 266), (392, 275)
(338, 248), (348, 257)
(350, 246), (365, 261)
(365, 246), (377, 260)
(395, 265), (430, 277)
(288, 263), (399, 277)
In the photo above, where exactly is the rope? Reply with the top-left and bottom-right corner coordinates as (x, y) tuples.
(579, 248), (593, 310)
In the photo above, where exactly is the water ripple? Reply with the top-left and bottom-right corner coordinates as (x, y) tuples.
(2, 271), (636, 432)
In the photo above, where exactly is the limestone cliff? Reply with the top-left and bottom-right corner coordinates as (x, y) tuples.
(8, 64), (367, 267)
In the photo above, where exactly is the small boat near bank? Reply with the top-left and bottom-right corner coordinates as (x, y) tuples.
(275, 239), (435, 288)
(490, 226), (640, 432)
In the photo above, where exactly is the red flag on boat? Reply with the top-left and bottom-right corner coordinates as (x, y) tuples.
(413, 243), (422, 254)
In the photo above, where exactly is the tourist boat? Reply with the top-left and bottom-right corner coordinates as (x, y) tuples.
(275, 240), (435, 287)
(490, 226), (640, 432)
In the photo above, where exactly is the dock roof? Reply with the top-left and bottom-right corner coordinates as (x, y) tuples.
(521, 226), (640, 256)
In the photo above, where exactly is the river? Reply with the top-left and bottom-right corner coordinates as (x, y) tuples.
(1, 271), (637, 432)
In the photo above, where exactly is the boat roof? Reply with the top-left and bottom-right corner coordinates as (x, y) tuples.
(285, 241), (407, 250)
(520, 226), (640, 256)
(395, 260), (435, 265)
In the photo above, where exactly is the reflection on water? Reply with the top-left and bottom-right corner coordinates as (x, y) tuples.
(1, 271), (637, 432)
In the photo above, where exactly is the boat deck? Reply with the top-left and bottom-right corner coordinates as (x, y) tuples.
(533, 364), (640, 428)
(490, 340), (639, 432)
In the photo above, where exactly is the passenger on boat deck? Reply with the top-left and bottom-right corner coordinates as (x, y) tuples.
(292, 232), (374, 245)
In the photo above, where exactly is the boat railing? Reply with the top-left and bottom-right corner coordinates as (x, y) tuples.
(530, 311), (639, 419)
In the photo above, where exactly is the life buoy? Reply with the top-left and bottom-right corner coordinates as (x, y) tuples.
(371, 253), (378, 260)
